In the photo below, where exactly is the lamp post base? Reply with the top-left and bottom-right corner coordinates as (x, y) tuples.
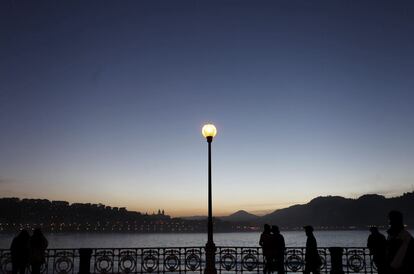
(204, 241), (217, 274)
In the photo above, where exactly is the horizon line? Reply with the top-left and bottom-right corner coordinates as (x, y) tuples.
(2, 190), (413, 218)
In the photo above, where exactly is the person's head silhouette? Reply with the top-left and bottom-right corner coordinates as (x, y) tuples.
(263, 224), (271, 234)
(271, 225), (280, 234)
(18, 229), (30, 239)
(303, 225), (314, 237)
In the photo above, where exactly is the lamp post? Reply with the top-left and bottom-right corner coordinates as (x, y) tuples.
(202, 123), (217, 274)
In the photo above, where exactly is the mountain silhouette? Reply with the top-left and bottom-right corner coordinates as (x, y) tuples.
(260, 192), (414, 228)
(221, 210), (259, 222)
(181, 211), (259, 222)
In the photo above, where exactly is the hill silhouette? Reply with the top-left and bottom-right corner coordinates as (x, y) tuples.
(179, 192), (414, 229)
(180, 211), (259, 222)
(260, 192), (414, 228)
(221, 210), (259, 222)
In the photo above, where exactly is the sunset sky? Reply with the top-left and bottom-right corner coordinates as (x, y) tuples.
(1, 1), (414, 216)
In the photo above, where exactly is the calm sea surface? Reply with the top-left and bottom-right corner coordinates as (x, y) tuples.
(2, 230), (408, 249)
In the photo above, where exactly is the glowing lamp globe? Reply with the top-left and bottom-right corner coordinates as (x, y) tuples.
(202, 124), (217, 138)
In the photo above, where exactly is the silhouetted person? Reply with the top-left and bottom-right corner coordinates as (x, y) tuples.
(367, 226), (386, 274)
(303, 225), (321, 274)
(30, 228), (48, 274)
(259, 224), (272, 274)
(386, 210), (414, 274)
(10, 230), (30, 274)
(270, 225), (285, 274)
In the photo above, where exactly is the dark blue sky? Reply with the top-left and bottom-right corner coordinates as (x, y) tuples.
(1, 1), (414, 216)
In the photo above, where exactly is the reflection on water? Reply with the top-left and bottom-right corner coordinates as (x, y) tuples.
(1, 230), (401, 248)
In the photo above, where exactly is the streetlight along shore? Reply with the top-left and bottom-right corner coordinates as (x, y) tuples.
(202, 123), (218, 274)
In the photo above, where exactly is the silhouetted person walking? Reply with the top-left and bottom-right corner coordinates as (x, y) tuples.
(10, 230), (30, 274)
(367, 226), (386, 274)
(386, 211), (414, 274)
(30, 228), (48, 274)
(259, 224), (272, 274)
(270, 225), (285, 274)
(303, 225), (321, 274)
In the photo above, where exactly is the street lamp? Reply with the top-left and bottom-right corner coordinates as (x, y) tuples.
(202, 123), (217, 274)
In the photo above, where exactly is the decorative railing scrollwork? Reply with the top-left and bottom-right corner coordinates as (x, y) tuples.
(0, 246), (379, 273)
(141, 249), (158, 273)
(241, 248), (259, 271)
(318, 248), (328, 271)
(53, 251), (74, 274)
(163, 249), (180, 272)
(343, 247), (376, 274)
(185, 248), (202, 271)
(285, 248), (305, 272)
(118, 250), (136, 273)
(94, 249), (114, 273)
(219, 248), (237, 271)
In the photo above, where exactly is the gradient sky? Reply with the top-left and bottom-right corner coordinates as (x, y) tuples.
(1, 0), (414, 216)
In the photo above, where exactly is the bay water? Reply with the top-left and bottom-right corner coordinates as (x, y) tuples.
(1, 230), (400, 249)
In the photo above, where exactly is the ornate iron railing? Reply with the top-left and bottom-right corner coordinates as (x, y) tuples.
(0, 246), (378, 273)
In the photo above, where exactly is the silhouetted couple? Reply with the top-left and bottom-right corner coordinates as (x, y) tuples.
(10, 228), (48, 274)
(259, 224), (285, 274)
(367, 211), (414, 274)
